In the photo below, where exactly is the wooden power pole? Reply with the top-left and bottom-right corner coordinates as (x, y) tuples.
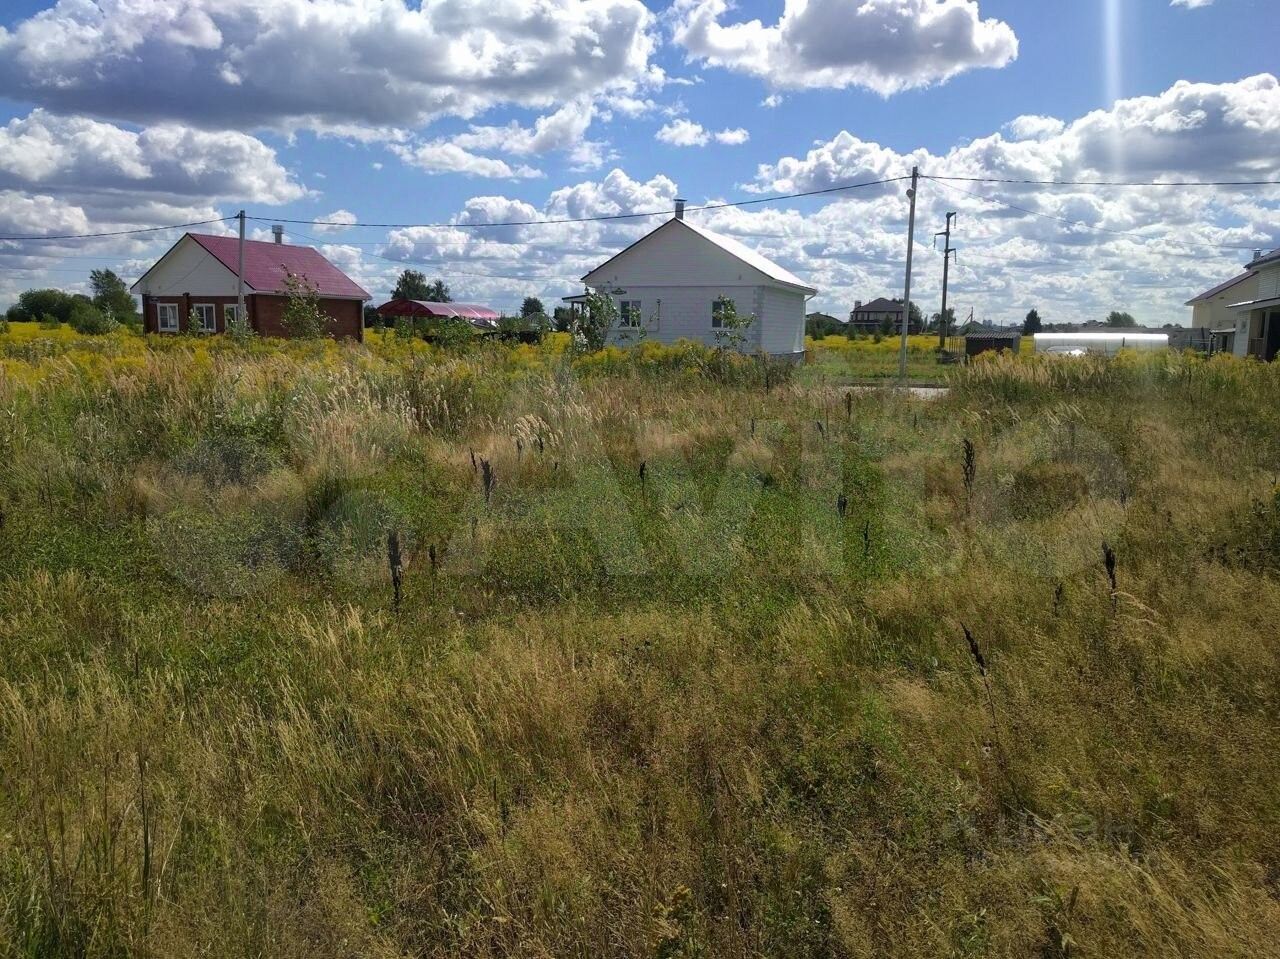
(935, 211), (956, 351)
(898, 166), (919, 381)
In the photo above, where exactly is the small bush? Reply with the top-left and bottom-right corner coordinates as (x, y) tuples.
(69, 300), (118, 335)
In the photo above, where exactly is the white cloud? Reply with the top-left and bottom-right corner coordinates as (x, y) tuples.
(656, 119), (711, 146)
(1171, 0), (1213, 8)
(312, 209), (359, 234)
(1005, 115), (1066, 141)
(749, 74), (1280, 194)
(670, 0), (1018, 96)
(0, 110), (307, 203)
(388, 142), (542, 179)
(656, 119), (750, 147)
(0, 0), (659, 135)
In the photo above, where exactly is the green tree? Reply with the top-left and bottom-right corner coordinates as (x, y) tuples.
(391, 269), (431, 300)
(1023, 308), (1043, 335)
(425, 279), (451, 303)
(6, 288), (78, 324)
(280, 272), (328, 338)
(930, 307), (956, 333)
(711, 295), (754, 352)
(573, 291), (616, 352)
(805, 313), (843, 338)
(1106, 311), (1138, 328)
(89, 269), (137, 323)
(521, 296), (545, 318)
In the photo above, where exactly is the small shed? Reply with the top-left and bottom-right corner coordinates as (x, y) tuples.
(376, 299), (502, 330)
(965, 329), (1021, 358)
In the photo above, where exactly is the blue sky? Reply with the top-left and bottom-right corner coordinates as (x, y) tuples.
(1, 0), (1278, 325)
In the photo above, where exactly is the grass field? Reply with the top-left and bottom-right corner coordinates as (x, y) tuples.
(2, 322), (1280, 957)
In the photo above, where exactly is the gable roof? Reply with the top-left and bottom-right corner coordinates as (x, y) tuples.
(191, 234), (369, 298)
(1186, 270), (1255, 305)
(582, 218), (816, 294)
(678, 220), (815, 293)
(853, 297), (903, 314)
(131, 233), (369, 299)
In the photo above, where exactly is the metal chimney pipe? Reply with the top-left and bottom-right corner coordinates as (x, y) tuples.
(674, 198), (685, 221)
(272, 224), (284, 244)
(1254, 248), (1263, 261)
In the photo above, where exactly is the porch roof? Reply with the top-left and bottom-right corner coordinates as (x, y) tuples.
(1227, 296), (1280, 312)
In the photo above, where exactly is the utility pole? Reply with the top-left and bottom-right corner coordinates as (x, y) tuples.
(935, 211), (956, 351)
(236, 210), (246, 330)
(898, 166), (919, 381)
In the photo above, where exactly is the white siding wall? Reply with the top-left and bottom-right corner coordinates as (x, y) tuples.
(134, 236), (239, 296)
(1190, 273), (1260, 329)
(1259, 264), (1280, 300)
(604, 285), (764, 351)
(758, 286), (806, 354)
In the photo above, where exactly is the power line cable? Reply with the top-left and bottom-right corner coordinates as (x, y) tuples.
(250, 176), (911, 230)
(0, 216), (236, 242)
(925, 175), (1280, 188)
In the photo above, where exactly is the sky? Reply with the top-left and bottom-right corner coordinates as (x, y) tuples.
(1, 0), (1278, 326)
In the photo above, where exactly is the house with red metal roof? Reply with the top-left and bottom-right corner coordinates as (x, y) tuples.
(130, 230), (371, 339)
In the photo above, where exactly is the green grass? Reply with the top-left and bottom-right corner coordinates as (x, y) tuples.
(1, 326), (1279, 956)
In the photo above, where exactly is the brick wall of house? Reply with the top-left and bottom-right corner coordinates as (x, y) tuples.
(144, 294), (241, 334)
(142, 293), (362, 340)
(251, 295), (363, 340)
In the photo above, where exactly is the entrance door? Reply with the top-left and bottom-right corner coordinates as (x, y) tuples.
(1266, 311), (1280, 362)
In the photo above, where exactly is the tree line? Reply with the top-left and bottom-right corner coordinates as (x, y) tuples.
(4, 270), (140, 333)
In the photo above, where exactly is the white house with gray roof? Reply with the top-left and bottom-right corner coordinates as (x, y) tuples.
(576, 201), (817, 358)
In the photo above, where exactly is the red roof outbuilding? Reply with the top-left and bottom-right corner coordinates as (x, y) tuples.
(375, 299), (502, 329)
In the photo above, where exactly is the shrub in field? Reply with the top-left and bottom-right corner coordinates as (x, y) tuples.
(69, 299), (118, 334)
(281, 271), (329, 338)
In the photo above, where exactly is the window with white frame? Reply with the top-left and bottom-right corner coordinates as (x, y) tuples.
(157, 302), (179, 332)
(619, 300), (641, 328)
(193, 303), (216, 333)
(223, 304), (241, 327)
(711, 297), (734, 329)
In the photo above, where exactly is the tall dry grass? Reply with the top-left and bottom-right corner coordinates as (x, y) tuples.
(1, 325), (1279, 956)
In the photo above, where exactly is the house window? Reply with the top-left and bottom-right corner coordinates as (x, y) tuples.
(223, 304), (242, 327)
(157, 302), (179, 332)
(619, 300), (641, 328)
(712, 297), (735, 329)
(193, 303), (216, 333)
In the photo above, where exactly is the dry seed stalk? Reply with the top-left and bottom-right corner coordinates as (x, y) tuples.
(387, 529), (404, 610)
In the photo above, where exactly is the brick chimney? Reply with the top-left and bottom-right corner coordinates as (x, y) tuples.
(272, 224), (284, 244)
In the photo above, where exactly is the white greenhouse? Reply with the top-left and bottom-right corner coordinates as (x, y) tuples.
(1033, 331), (1169, 356)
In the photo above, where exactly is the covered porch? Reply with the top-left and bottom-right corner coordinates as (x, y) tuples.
(1229, 296), (1280, 361)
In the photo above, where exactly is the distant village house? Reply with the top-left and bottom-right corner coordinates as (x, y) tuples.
(131, 230), (370, 339)
(574, 200), (816, 358)
(849, 297), (922, 335)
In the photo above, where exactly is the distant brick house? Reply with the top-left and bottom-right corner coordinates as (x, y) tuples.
(130, 232), (370, 339)
(849, 297), (922, 334)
